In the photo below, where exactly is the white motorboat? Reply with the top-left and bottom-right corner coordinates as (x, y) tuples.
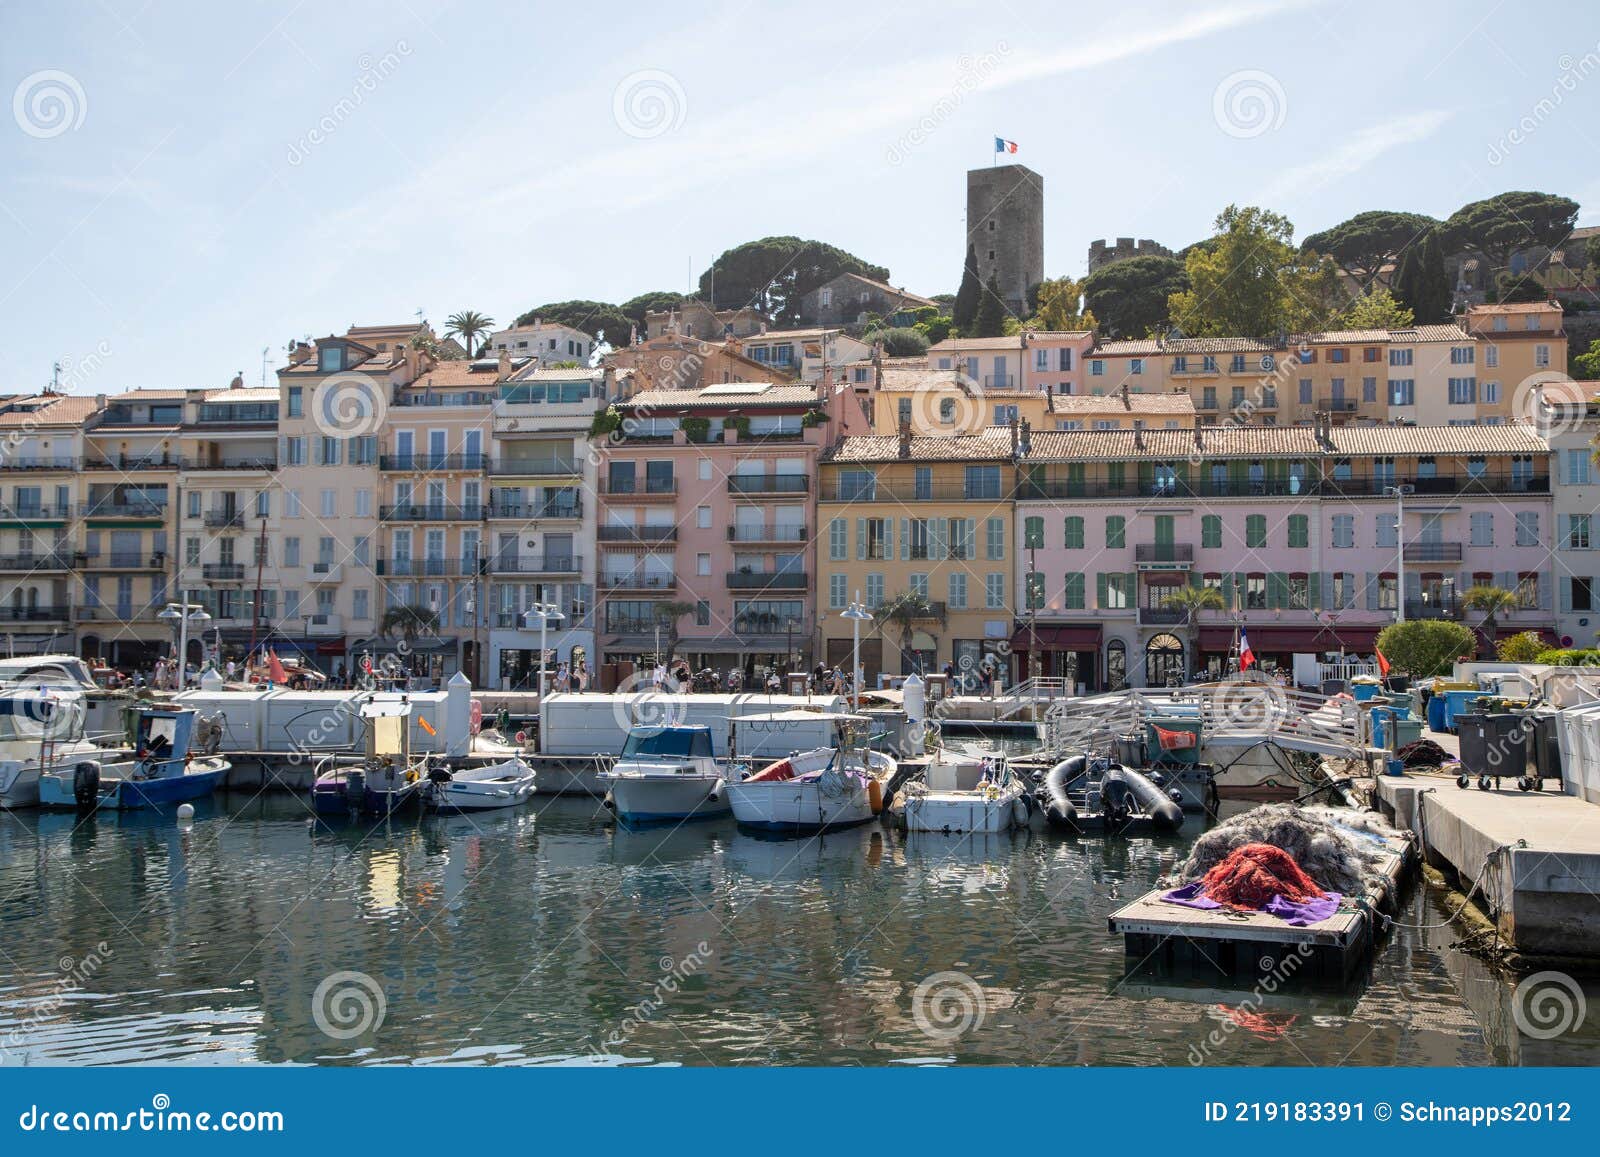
(900, 747), (1029, 834)
(727, 744), (895, 834)
(600, 725), (730, 824)
(0, 689), (128, 810)
(424, 757), (537, 812)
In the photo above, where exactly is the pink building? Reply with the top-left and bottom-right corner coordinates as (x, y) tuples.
(928, 330), (1095, 395)
(1013, 420), (1552, 690)
(595, 377), (867, 681)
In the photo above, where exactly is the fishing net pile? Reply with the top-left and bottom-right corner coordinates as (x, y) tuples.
(1176, 804), (1392, 895)
(1198, 843), (1327, 909)
(1396, 738), (1450, 768)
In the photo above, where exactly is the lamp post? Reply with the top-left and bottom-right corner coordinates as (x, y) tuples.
(1384, 484), (1414, 624)
(842, 592), (873, 712)
(159, 595), (212, 692)
(522, 602), (565, 698)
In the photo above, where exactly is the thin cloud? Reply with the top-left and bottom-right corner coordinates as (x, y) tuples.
(1261, 109), (1456, 202)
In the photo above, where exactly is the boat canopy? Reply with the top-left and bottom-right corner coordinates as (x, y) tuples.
(621, 725), (714, 759)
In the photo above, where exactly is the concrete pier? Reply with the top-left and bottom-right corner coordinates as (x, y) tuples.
(1373, 775), (1600, 959)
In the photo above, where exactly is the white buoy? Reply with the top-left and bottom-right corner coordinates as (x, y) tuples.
(177, 803), (195, 820)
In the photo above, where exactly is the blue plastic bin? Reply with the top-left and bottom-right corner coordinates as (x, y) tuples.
(1426, 693), (1449, 732)
(1351, 683), (1380, 703)
(1441, 689), (1486, 731)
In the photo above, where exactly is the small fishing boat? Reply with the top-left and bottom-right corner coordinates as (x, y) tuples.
(312, 694), (427, 818)
(899, 746), (1029, 834)
(38, 707), (230, 811)
(599, 724), (729, 824)
(0, 688), (131, 809)
(423, 757), (537, 812)
(726, 714), (895, 834)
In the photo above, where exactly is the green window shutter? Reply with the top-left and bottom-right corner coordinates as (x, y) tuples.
(1106, 462), (1124, 492)
(1221, 573), (1234, 609)
(1064, 516), (1083, 549)
(1309, 572), (1321, 610)
(1202, 515), (1221, 549)
(1025, 516), (1043, 549)
(1154, 515), (1175, 546)
(1106, 516), (1125, 549)
(1288, 514), (1308, 548)
(1137, 461), (1154, 492)
(1096, 572), (1108, 609)
(1246, 514), (1266, 548)
(1125, 572), (1138, 609)
(1065, 573), (1085, 609)
(1068, 463), (1085, 495)
(856, 518), (866, 560)
(1188, 569), (1204, 589)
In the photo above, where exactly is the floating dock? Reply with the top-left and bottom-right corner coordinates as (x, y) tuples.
(1108, 831), (1414, 983)
(1372, 775), (1600, 960)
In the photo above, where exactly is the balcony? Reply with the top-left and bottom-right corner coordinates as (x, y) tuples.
(1319, 473), (1549, 498)
(181, 456), (277, 471)
(1406, 599), (1461, 620)
(488, 500), (583, 520)
(379, 503), (484, 522)
(597, 525), (677, 545)
(492, 554), (583, 576)
(0, 553), (70, 571)
(203, 510), (245, 529)
(983, 374), (1016, 388)
(1134, 543), (1194, 569)
(728, 474), (808, 496)
(1317, 397), (1359, 413)
(0, 456), (77, 471)
(1138, 606), (1190, 627)
(0, 505), (70, 522)
(82, 455), (178, 471)
(489, 459), (581, 477)
(599, 479), (677, 501)
(1402, 542), (1463, 563)
(377, 558), (473, 577)
(79, 498), (167, 519)
(726, 570), (809, 591)
(600, 573), (676, 593)
(603, 615), (670, 636)
(821, 482), (1005, 502)
(309, 561), (344, 584)
(0, 605), (70, 622)
(1170, 362), (1220, 377)
(379, 453), (489, 472)
(82, 552), (165, 570)
(203, 563), (245, 581)
(304, 613), (343, 637)
(728, 524), (808, 544)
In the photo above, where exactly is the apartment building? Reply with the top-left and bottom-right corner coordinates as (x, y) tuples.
(487, 319), (598, 365)
(1545, 387), (1600, 648)
(869, 372), (1194, 436)
(929, 331), (1094, 396)
(730, 329), (871, 381)
(1013, 420), (1553, 689)
(596, 379), (864, 681)
(816, 428), (1021, 682)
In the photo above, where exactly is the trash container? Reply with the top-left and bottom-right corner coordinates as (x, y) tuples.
(1321, 678), (1347, 697)
(1351, 682), (1380, 703)
(1426, 692), (1448, 732)
(1458, 712), (1530, 779)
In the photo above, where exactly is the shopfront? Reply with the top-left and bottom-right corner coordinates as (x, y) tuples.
(1010, 623), (1102, 693)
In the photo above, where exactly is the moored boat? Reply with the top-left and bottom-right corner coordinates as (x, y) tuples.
(39, 707), (230, 811)
(727, 741), (895, 834)
(423, 757), (537, 812)
(312, 694), (428, 818)
(599, 724), (729, 824)
(899, 747), (1029, 834)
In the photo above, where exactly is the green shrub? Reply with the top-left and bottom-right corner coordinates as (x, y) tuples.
(1495, 630), (1547, 662)
(1534, 648), (1600, 666)
(1375, 619), (1477, 677)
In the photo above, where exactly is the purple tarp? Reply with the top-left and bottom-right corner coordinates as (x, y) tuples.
(1161, 881), (1343, 927)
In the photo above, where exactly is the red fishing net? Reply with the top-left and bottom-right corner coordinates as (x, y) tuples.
(1200, 843), (1327, 910)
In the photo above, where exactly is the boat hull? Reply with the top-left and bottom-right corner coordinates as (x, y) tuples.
(903, 788), (1025, 834)
(605, 773), (729, 823)
(0, 764), (39, 809)
(312, 770), (423, 818)
(425, 769), (537, 812)
(726, 779), (875, 834)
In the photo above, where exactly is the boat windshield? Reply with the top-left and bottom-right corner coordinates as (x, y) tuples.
(621, 728), (713, 759)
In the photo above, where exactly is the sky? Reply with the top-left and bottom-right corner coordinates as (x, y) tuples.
(1, 0), (1597, 392)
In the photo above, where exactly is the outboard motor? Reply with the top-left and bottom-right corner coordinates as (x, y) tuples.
(427, 763), (454, 786)
(72, 761), (102, 812)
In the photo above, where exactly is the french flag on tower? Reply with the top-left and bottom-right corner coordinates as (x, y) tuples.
(994, 136), (1019, 154)
(1238, 630), (1256, 671)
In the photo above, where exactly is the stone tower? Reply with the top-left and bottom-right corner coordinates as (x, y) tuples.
(966, 164), (1044, 318)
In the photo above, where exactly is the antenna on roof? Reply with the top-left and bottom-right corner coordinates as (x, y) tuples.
(48, 360), (62, 394)
(260, 346), (271, 387)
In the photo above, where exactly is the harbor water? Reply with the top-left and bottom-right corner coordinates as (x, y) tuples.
(2, 793), (1596, 1066)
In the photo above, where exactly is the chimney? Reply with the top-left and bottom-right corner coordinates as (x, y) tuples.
(821, 365), (835, 399)
(898, 415), (912, 459)
(497, 348), (512, 382)
(1134, 424), (1145, 451)
(1192, 423), (1203, 452)
(230, 372), (244, 389)
(1121, 382), (1131, 409)
(1019, 418), (1032, 456)
(1009, 416), (1019, 457)
(629, 323), (639, 347)
(95, 393), (107, 411)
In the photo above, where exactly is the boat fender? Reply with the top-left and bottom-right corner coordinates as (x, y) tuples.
(867, 778), (883, 815)
(72, 761), (101, 810)
(1010, 796), (1028, 830)
(708, 779), (724, 803)
(602, 791), (615, 811)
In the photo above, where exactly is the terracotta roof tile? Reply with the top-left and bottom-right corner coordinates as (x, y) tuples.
(1048, 392), (1195, 414)
(0, 394), (104, 427)
(821, 430), (1015, 464)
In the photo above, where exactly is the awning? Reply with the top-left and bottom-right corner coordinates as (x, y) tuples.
(1011, 623), (1102, 650)
(1199, 625), (1370, 652)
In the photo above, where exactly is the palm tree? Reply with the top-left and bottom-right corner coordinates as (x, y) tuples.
(444, 310), (495, 358)
(651, 601), (700, 667)
(1462, 584), (1520, 655)
(873, 591), (945, 675)
(1162, 584), (1226, 679)
(379, 604), (439, 643)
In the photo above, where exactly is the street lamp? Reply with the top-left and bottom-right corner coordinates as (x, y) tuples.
(159, 594), (212, 692)
(522, 602), (565, 698)
(1383, 484), (1415, 624)
(842, 593), (873, 712)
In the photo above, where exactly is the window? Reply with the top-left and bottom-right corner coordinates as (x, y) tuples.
(1566, 514), (1591, 550)
(1331, 514), (1354, 548)
(1517, 573), (1539, 608)
(1101, 573), (1130, 609)
(1245, 575), (1266, 609)
(184, 536), (200, 566)
(1573, 577), (1594, 613)
(1362, 376), (1377, 403)
(1105, 516), (1125, 549)
(1090, 360), (1104, 376)
(1450, 346), (1475, 365)
(285, 490), (301, 517)
(1567, 448), (1593, 485)
(1245, 515), (1266, 549)
(1064, 516), (1084, 549)
(1448, 377), (1477, 405)
(1286, 575), (1309, 609)
(1390, 348), (1413, 367)
(1483, 380), (1500, 404)
(1536, 344), (1551, 368)
(1298, 378), (1312, 405)
(1131, 358), (1145, 374)
(829, 518), (847, 560)
(985, 573), (1006, 609)
(1516, 511), (1539, 547)
(948, 572), (967, 609)
(355, 489), (371, 518)
(1470, 511), (1493, 546)
(320, 489), (336, 518)
(696, 553), (711, 576)
(910, 573), (929, 599)
(1331, 573), (1352, 608)
(829, 574), (847, 609)
(1379, 575), (1398, 610)
(1201, 515), (1221, 549)
(866, 574), (885, 607)
(986, 518), (1005, 560)
(697, 505), (711, 529)
(284, 537), (300, 566)
(860, 518), (890, 560)
(1064, 572), (1085, 609)
(1059, 348), (1073, 372)
(1025, 572), (1045, 610)
(1287, 514), (1308, 548)
(1389, 379), (1415, 406)
(284, 436), (305, 466)
(287, 387), (303, 418)
(319, 436), (341, 466)
(1485, 344), (1499, 368)
(1376, 513), (1397, 548)
(1023, 516), (1044, 549)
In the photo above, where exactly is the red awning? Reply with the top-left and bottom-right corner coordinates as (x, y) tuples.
(1199, 625), (1374, 652)
(1011, 623), (1103, 650)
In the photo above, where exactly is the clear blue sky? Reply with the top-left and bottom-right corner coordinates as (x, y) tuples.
(2, 0), (1596, 391)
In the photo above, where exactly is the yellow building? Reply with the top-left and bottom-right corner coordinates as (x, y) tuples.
(816, 429), (1020, 684)
(870, 371), (1194, 436)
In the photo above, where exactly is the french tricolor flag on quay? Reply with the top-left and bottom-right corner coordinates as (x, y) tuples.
(994, 136), (1018, 154)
